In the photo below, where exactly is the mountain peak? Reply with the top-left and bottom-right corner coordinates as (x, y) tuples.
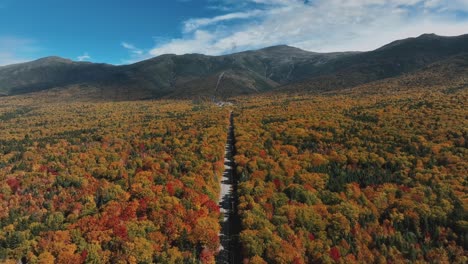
(0, 56), (75, 70)
(377, 33), (443, 51)
(34, 56), (73, 64)
(259, 45), (310, 53)
(417, 33), (440, 39)
(262, 44), (295, 49)
(418, 33), (440, 38)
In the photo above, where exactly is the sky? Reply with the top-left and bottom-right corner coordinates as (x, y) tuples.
(0, 0), (467, 66)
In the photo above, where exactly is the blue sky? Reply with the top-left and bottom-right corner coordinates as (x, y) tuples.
(1, 0), (467, 66)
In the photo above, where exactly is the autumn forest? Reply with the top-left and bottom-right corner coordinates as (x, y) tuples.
(0, 80), (466, 264)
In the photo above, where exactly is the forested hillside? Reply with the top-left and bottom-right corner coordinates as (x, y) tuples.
(233, 88), (467, 263)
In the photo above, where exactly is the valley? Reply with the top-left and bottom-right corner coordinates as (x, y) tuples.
(0, 33), (467, 263)
(0, 81), (466, 263)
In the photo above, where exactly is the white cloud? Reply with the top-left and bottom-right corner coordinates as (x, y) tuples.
(144, 0), (468, 58)
(0, 37), (38, 66)
(122, 42), (143, 55)
(183, 10), (264, 32)
(120, 42), (153, 64)
(77, 52), (91, 61)
(0, 52), (27, 66)
(150, 30), (217, 56)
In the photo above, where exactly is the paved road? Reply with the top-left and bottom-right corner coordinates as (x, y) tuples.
(217, 112), (241, 264)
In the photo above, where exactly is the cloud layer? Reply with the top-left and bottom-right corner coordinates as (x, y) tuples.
(77, 52), (91, 62)
(0, 37), (38, 66)
(129, 0), (468, 59)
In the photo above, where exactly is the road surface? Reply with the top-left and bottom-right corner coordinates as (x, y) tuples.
(217, 112), (241, 264)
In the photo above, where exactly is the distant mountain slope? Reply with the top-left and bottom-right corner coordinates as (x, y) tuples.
(95, 46), (353, 99)
(0, 45), (352, 100)
(0, 33), (467, 100)
(0, 57), (114, 95)
(280, 33), (468, 93)
(336, 53), (468, 96)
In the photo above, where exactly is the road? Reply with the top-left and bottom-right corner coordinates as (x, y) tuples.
(217, 111), (241, 264)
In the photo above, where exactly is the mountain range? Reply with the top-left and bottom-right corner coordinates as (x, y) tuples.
(0, 33), (467, 100)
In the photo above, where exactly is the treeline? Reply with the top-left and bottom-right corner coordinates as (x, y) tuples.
(233, 90), (467, 263)
(0, 99), (230, 263)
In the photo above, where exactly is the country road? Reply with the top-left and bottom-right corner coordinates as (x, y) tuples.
(217, 111), (241, 264)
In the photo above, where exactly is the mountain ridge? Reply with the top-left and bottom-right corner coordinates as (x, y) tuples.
(0, 33), (467, 100)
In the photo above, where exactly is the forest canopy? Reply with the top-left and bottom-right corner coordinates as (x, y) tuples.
(0, 98), (229, 263)
(233, 89), (467, 263)
(0, 85), (467, 263)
